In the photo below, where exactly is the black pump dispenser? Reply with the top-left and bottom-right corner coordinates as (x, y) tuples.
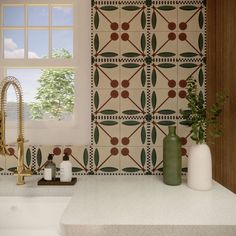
(48, 154), (54, 161)
(63, 154), (69, 161)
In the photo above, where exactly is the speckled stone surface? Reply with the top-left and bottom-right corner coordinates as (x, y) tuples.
(0, 176), (77, 196)
(1, 175), (236, 236)
(61, 176), (236, 236)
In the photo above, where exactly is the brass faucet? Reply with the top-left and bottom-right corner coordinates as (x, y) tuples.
(0, 76), (32, 185)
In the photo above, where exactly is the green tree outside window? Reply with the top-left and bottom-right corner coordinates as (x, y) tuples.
(30, 49), (75, 120)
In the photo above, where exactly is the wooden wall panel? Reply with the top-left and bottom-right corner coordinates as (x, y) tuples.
(207, 0), (236, 193)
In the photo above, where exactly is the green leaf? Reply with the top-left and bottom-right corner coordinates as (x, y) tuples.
(100, 52), (118, 57)
(122, 167), (140, 172)
(182, 167), (188, 172)
(198, 68), (204, 87)
(72, 167), (83, 172)
(8, 167), (17, 172)
(122, 121), (140, 126)
(141, 68), (146, 87)
(94, 91), (99, 110)
(152, 11), (157, 29)
(122, 52), (140, 57)
(152, 91), (157, 110)
(26, 148), (31, 167)
(141, 126), (146, 144)
(199, 11), (204, 29)
(198, 90), (204, 103)
(158, 121), (176, 126)
(100, 167), (118, 172)
(100, 109), (118, 114)
(180, 63), (198, 68)
(180, 52), (198, 57)
(158, 167), (163, 172)
(152, 34), (157, 52)
(141, 11), (146, 29)
(179, 5), (197, 10)
(100, 121), (118, 126)
(152, 126), (157, 144)
(100, 6), (118, 11)
(157, 52), (175, 57)
(198, 33), (204, 52)
(158, 109), (175, 115)
(0, 167), (4, 172)
(141, 91), (146, 109)
(141, 33), (146, 52)
(94, 34), (99, 52)
(94, 68), (99, 87)
(83, 149), (88, 167)
(152, 69), (157, 86)
(141, 148), (146, 166)
(122, 6), (140, 11)
(151, 149), (157, 166)
(158, 63), (176, 68)
(94, 11), (99, 29)
(94, 149), (99, 167)
(179, 120), (193, 126)
(199, 127), (205, 143)
(94, 126), (99, 144)
(100, 63), (118, 68)
(157, 6), (176, 11)
(122, 110), (141, 115)
(37, 149), (42, 167)
(122, 63), (140, 68)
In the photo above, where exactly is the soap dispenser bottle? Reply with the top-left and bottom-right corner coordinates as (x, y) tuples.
(44, 154), (56, 181)
(60, 154), (72, 182)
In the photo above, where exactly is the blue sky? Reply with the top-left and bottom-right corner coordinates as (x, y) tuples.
(4, 5), (73, 103)
(4, 5), (73, 58)
(4, 6), (24, 26)
(28, 30), (48, 58)
(7, 69), (41, 103)
(28, 6), (48, 26)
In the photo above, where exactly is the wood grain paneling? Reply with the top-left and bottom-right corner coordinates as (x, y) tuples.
(207, 0), (236, 193)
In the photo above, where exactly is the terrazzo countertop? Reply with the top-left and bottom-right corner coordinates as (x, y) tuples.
(1, 175), (236, 236)
(60, 176), (236, 236)
(0, 175), (77, 196)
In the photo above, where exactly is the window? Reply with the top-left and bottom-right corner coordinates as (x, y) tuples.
(0, 0), (91, 145)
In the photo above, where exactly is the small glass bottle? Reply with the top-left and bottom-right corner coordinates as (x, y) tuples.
(44, 154), (56, 181)
(60, 154), (72, 182)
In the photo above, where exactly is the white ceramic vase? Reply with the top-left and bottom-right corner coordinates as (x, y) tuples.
(187, 143), (212, 191)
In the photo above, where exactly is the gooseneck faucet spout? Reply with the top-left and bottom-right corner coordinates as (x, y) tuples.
(0, 76), (32, 185)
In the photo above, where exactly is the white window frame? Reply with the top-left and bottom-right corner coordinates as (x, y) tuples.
(0, 0), (91, 145)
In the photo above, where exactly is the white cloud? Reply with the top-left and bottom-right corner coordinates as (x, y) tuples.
(53, 6), (72, 14)
(5, 49), (39, 59)
(28, 51), (40, 58)
(4, 38), (17, 50)
(4, 37), (40, 59)
(5, 49), (25, 58)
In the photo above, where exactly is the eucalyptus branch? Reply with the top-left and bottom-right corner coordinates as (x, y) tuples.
(180, 77), (227, 144)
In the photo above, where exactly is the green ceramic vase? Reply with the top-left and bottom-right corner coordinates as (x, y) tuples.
(163, 126), (182, 185)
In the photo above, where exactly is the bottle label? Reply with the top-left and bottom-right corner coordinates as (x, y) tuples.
(44, 168), (52, 181)
(60, 164), (72, 182)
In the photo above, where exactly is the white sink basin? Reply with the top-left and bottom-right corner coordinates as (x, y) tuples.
(0, 196), (71, 236)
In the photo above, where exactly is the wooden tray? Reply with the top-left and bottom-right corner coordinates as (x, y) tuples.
(37, 177), (77, 186)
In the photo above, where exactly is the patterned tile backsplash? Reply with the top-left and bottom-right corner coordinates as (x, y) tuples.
(0, 0), (206, 176)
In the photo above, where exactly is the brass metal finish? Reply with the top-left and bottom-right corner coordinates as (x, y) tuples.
(0, 76), (32, 185)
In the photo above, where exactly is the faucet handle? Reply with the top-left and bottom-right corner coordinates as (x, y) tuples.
(14, 168), (33, 177)
(14, 168), (33, 185)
